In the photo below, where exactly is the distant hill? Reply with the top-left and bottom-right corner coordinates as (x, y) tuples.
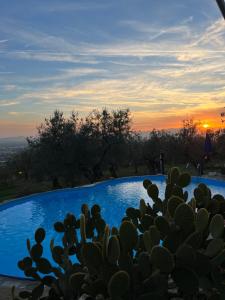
(138, 128), (179, 138)
(0, 137), (27, 164)
(0, 136), (27, 147)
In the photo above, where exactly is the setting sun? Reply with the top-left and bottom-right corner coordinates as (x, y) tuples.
(203, 123), (210, 129)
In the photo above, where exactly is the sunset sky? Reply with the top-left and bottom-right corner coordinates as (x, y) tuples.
(0, 0), (225, 137)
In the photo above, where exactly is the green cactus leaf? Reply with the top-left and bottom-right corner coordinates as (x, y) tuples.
(138, 292), (166, 300)
(137, 252), (152, 278)
(31, 283), (44, 299)
(208, 200), (220, 215)
(139, 199), (147, 216)
(147, 184), (159, 200)
(108, 270), (130, 299)
(81, 203), (89, 215)
(183, 191), (188, 202)
(198, 183), (208, 194)
(163, 230), (183, 253)
(178, 173), (191, 188)
(207, 293), (221, 300)
(213, 194), (225, 202)
(23, 257), (32, 270)
(95, 218), (106, 237)
(165, 183), (173, 200)
(26, 239), (31, 252)
(102, 225), (110, 260)
(52, 246), (64, 264)
(35, 228), (46, 244)
(170, 167), (180, 184)
(143, 231), (152, 253)
(143, 179), (152, 190)
(153, 198), (163, 212)
(154, 216), (170, 238)
(172, 186), (183, 198)
(111, 227), (119, 235)
(30, 244), (43, 261)
(24, 267), (40, 280)
(167, 196), (183, 218)
(172, 267), (199, 295)
(19, 291), (32, 298)
(119, 221), (138, 252)
(64, 213), (76, 227)
(54, 222), (65, 233)
(185, 231), (203, 250)
(194, 187), (204, 204)
(210, 214), (224, 238)
(149, 225), (160, 246)
(189, 198), (196, 211)
(144, 226), (160, 253)
(118, 252), (133, 273)
(80, 214), (86, 243)
(91, 204), (101, 217)
(194, 252), (211, 276)
(176, 244), (196, 267)
(142, 269), (168, 295)
(140, 214), (154, 231)
(196, 208), (209, 232)
(150, 246), (174, 273)
(82, 242), (103, 271)
(36, 258), (52, 274)
(70, 272), (86, 291)
(205, 239), (224, 257)
(211, 249), (225, 267)
(108, 236), (120, 264)
(126, 207), (139, 219)
(18, 260), (25, 271)
(42, 276), (55, 287)
(174, 203), (195, 233)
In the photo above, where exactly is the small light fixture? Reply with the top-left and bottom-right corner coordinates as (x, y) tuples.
(216, 0), (225, 19)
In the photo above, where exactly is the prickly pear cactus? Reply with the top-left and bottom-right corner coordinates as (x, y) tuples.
(14, 168), (225, 300)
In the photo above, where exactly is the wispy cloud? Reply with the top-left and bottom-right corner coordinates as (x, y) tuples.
(0, 100), (20, 107)
(43, 2), (112, 12)
(28, 68), (108, 83)
(8, 111), (39, 116)
(0, 1), (225, 135)
(6, 51), (98, 64)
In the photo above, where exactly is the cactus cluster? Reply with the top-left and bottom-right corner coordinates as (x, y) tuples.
(13, 167), (225, 300)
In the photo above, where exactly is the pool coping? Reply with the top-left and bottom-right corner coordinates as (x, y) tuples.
(1, 174), (225, 210)
(0, 175), (166, 211)
(0, 174), (225, 281)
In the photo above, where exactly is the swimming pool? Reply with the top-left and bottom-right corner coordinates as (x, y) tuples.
(0, 175), (225, 278)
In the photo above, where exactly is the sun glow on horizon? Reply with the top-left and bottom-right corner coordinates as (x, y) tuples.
(203, 123), (210, 129)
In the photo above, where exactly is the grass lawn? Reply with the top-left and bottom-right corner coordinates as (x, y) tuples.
(0, 181), (52, 203)
(0, 186), (18, 202)
(0, 163), (224, 203)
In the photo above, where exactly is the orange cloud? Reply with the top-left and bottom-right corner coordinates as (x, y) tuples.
(132, 106), (224, 131)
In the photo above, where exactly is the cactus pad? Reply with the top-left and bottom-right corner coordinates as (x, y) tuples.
(150, 246), (174, 273)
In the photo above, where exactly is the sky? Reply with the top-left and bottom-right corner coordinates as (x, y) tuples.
(0, 0), (225, 137)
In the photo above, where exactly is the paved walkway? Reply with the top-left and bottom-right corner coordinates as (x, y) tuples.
(0, 276), (37, 300)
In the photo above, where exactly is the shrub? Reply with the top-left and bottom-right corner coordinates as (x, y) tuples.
(12, 167), (225, 299)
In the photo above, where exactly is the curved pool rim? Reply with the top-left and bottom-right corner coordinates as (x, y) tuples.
(0, 175), (225, 280)
(1, 175), (225, 212)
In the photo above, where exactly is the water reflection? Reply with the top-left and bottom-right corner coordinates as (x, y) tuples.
(0, 177), (224, 277)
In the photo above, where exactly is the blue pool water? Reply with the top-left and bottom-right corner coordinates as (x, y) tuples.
(0, 175), (225, 278)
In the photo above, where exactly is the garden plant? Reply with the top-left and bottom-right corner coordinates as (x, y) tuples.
(12, 167), (225, 300)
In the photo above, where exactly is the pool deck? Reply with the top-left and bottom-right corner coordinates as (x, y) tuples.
(0, 276), (37, 300)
